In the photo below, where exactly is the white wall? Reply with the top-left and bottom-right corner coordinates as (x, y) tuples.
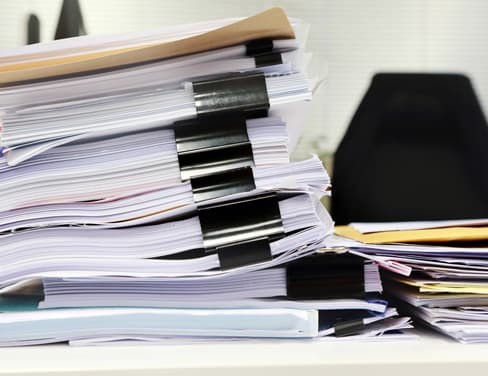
(1, 0), (488, 157)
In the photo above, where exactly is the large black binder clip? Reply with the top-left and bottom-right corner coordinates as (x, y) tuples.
(192, 72), (270, 119)
(198, 193), (284, 269)
(174, 114), (254, 180)
(286, 254), (365, 299)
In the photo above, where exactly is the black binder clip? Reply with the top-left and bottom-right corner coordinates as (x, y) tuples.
(192, 72), (270, 119)
(286, 254), (366, 299)
(174, 114), (254, 180)
(255, 52), (283, 68)
(246, 38), (274, 56)
(198, 193), (284, 270)
(334, 319), (365, 337)
(190, 167), (256, 203)
(246, 38), (283, 68)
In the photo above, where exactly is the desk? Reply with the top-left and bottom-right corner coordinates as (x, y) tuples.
(1, 331), (487, 375)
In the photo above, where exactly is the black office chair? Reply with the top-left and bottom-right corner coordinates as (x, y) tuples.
(331, 73), (488, 224)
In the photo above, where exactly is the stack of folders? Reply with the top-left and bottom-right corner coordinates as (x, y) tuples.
(0, 8), (410, 346)
(333, 219), (488, 343)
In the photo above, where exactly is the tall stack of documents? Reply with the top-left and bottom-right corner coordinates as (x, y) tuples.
(0, 8), (411, 346)
(333, 219), (488, 343)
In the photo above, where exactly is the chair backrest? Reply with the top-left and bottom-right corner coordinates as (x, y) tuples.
(331, 73), (488, 224)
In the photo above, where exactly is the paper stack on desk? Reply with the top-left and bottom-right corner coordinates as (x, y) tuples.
(0, 253), (407, 346)
(333, 219), (488, 343)
(0, 8), (411, 346)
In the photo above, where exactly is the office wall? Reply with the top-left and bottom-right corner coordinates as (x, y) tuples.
(1, 0), (488, 158)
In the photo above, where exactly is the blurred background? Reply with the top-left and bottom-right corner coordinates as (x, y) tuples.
(1, 0), (488, 159)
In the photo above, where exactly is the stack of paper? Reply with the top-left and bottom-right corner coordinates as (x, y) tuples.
(0, 253), (412, 345)
(332, 219), (488, 343)
(0, 9), (311, 166)
(0, 155), (329, 232)
(0, 8), (412, 346)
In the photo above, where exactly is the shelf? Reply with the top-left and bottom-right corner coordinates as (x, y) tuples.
(1, 331), (487, 375)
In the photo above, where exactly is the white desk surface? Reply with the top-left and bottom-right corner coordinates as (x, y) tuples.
(0, 331), (487, 376)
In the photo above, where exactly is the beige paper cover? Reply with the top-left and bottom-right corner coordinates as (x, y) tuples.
(0, 7), (294, 85)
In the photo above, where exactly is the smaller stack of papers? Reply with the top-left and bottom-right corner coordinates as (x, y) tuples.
(332, 219), (488, 343)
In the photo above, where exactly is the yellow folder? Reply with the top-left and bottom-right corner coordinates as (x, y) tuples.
(391, 275), (488, 294)
(0, 8), (294, 85)
(334, 225), (488, 244)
